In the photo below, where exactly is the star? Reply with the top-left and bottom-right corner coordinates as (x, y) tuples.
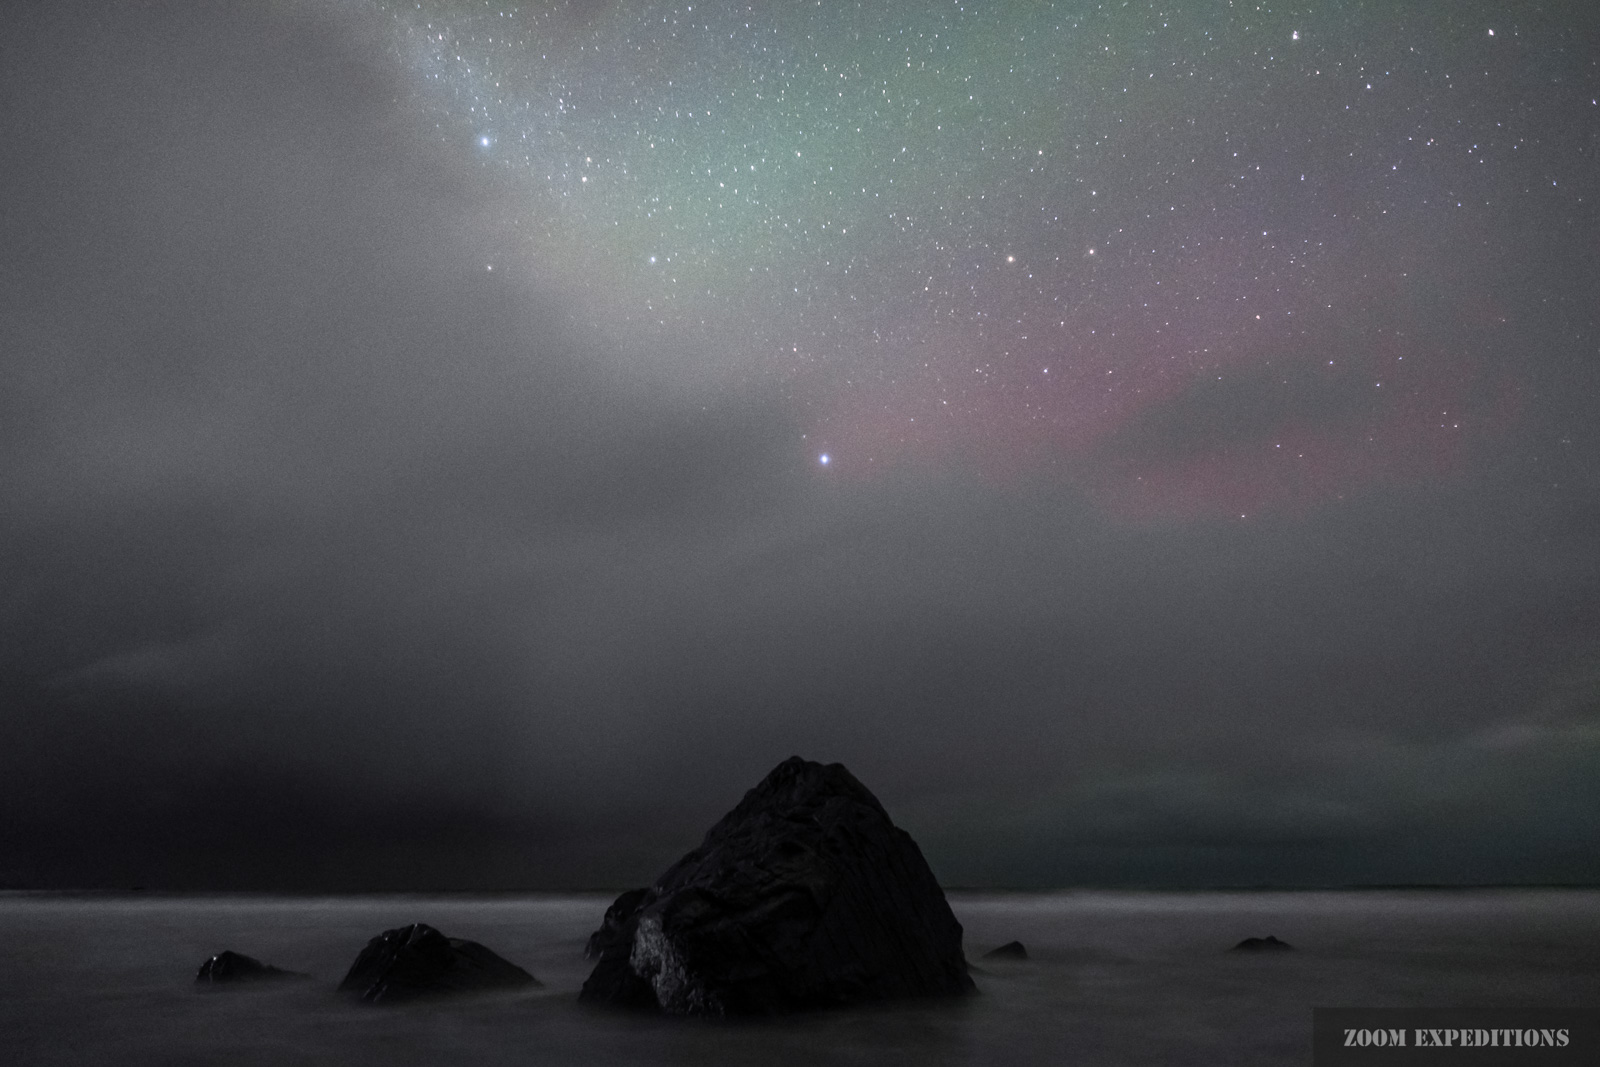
(378, 0), (1558, 516)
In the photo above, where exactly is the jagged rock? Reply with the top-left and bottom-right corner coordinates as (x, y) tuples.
(584, 887), (652, 960)
(337, 923), (539, 1003)
(982, 940), (1028, 960)
(580, 756), (975, 1016)
(1231, 935), (1293, 951)
(195, 950), (306, 984)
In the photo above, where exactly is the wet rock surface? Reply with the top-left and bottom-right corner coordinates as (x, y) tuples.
(581, 755), (975, 1015)
(195, 950), (306, 984)
(584, 887), (652, 961)
(338, 923), (539, 1003)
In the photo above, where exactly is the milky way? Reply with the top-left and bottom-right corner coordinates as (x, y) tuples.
(358, 0), (1591, 516)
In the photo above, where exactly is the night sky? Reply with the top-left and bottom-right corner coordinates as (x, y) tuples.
(2, 0), (1598, 889)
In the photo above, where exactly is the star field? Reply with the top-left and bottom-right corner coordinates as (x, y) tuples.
(374, 0), (1595, 515)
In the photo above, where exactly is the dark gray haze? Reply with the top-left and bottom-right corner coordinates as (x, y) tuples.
(3, 0), (1598, 889)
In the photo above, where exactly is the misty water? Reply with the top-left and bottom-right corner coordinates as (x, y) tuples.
(3, 889), (1595, 1066)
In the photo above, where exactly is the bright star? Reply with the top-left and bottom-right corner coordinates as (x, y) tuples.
(819, 453), (831, 466)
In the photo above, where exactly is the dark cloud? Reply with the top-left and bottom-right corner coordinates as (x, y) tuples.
(1, 0), (1597, 890)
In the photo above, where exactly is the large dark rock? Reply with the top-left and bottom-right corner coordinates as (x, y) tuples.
(580, 756), (975, 1015)
(338, 923), (539, 1003)
(1231, 935), (1293, 952)
(195, 950), (306, 984)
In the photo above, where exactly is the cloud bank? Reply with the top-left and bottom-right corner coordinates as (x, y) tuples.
(1, 0), (1597, 889)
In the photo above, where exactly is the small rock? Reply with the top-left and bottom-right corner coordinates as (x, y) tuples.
(982, 940), (1028, 960)
(1231, 935), (1293, 951)
(195, 950), (306, 984)
(338, 923), (540, 1003)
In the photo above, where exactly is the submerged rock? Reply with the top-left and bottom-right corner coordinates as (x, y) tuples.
(195, 950), (306, 984)
(1231, 935), (1293, 952)
(581, 755), (975, 1016)
(982, 940), (1028, 960)
(338, 923), (539, 1003)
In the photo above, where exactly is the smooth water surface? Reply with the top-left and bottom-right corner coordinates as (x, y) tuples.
(2, 889), (1595, 1066)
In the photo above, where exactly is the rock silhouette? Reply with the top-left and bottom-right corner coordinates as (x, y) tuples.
(338, 923), (539, 1003)
(195, 950), (306, 984)
(982, 940), (1028, 960)
(1231, 935), (1293, 951)
(581, 755), (974, 1015)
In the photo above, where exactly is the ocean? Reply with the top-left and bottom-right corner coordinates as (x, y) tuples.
(2, 889), (1595, 1065)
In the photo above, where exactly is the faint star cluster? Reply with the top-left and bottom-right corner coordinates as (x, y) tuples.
(368, 0), (1593, 515)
